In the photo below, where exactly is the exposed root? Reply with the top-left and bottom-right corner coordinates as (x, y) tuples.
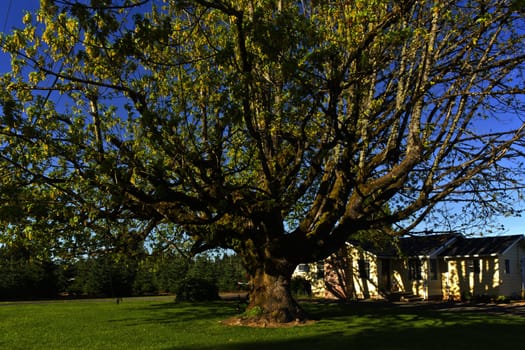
(220, 315), (316, 328)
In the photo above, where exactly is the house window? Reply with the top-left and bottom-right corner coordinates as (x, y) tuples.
(358, 259), (370, 279)
(430, 259), (438, 280)
(408, 259), (422, 280)
(504, 259), (511, 274)
(316, 261), (325, 279)
(297, 264), (310, 273)
(467, 259), (480, 274)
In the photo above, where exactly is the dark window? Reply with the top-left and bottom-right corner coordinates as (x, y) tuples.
(430, 259), (438, 280)
(316, 261), (325, 279)
(297, 264), (310, 273)
(442, 262), (448, 273)
(408, 259), (422, 280)
(358, 259), (370, 279)
(504, 259), (511, 274)
(468, 259), (480, 274)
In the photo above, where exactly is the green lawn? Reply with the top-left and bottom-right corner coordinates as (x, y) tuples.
(1, 297), (524, 350)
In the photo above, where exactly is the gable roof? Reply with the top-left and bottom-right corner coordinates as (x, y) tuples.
(440, 234), (524, 258)
(348, 233), (458, 258)
(397, 233), (458, 257)
(348, 233), (525, 259)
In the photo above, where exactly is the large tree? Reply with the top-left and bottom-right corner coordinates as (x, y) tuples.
(1, 0), (524, 323)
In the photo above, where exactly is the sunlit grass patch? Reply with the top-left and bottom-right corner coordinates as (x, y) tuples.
(1, 298), (524, 350)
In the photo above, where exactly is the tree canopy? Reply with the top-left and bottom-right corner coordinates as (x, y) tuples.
(1, 0), (524, 323)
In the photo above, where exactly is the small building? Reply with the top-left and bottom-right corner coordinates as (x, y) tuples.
(294, 233), (525, 301)
(440, 235), (525, 300)
(339, 233), (458, 300)
(293, 261), (326, 297)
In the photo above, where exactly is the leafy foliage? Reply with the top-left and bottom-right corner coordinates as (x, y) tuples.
(1, 0), (524, 320)
(173, 277), (220, 302)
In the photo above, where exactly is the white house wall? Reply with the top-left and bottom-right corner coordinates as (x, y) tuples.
(498, 243), (525, 298)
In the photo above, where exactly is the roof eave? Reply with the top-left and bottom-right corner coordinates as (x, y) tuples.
(500, 235), (525, 256)
(443, 253), (498, 259)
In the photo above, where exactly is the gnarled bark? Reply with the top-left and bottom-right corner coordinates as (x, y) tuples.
(246, 267), (306, 324)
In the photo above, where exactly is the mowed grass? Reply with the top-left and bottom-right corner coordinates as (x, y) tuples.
(1, 297), (524, 350)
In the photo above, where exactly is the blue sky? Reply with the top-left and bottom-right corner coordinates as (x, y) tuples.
(1, 1), (524, 236)
(1, 0), (39, 72)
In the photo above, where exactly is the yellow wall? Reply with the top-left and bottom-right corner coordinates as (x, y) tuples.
(292, 262), (326, 297)
(298, 241), (525, 301)
(443, 242), (525, 300)
(444, 257), (500, 300)
(390, 259), (428, 299)
(348, 247), (381, 299)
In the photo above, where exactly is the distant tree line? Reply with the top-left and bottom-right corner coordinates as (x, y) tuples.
(0, 244), (247, 300)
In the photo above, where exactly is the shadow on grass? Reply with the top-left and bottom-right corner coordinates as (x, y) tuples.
(116, 300), (525, 350)
(167, 321), (525, 350)
(111, 300), (240, 326)
(183, 302), (524, 350)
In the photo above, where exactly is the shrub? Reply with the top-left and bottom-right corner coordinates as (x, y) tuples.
(495, 295), (509, 304)
(174, 277), (219, 302)
(290, 277), (312, 297)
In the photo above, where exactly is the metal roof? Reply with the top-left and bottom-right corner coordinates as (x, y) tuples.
(440, 235), (524, 258)
(349, 233), (458, 258)
(348, 233), (524, 258)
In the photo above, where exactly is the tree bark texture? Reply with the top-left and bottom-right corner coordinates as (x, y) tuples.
(247, 267), (306, 323)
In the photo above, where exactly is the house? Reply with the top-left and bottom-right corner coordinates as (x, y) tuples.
(292, 261), (326, 296)
(332, 233), (459, 301)
(294, 233), (525, 301)
(440, 235), (525, 300)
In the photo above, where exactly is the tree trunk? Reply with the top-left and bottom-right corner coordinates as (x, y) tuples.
(245, 266), (307, 324)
